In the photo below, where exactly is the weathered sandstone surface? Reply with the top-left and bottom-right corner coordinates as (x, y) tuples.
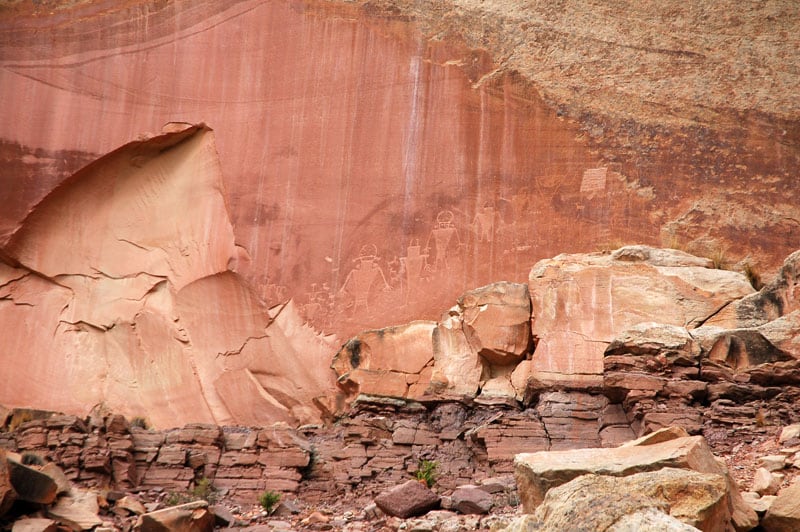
(0, 126), (337, 428)
(1, 0), (798, 350)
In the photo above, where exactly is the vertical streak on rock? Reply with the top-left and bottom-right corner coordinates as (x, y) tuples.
(401, 46), (423, 238)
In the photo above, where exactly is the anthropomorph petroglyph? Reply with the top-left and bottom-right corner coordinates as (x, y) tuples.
(472, 202), (497, 242)
(339, 244), (392, 312)
(425, 210), (461, 272)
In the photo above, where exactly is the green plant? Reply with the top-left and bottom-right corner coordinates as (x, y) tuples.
(259, 490), (281, 515)
(164, 491), (193, 507)
(414, 459), (438, 488)
(191, 477), (216, 503)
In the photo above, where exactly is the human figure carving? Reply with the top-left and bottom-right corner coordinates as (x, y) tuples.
(425, 210), (461, 272)
(472, 203), (497, 242)
(339, 244), (392, 312)
(399, 240), (428, 303)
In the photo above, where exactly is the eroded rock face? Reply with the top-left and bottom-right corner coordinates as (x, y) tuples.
(0, 127), (337, 428)
(331, 281), (532, 403)
(527, 246), (754, 388)
(1, 0), (797, 351)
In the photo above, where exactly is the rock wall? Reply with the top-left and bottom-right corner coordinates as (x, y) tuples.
(1, 0), (798, 351)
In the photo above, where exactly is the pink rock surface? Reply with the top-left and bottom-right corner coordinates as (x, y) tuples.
(0, 127), (337, 428)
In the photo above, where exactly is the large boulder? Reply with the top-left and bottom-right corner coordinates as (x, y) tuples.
(6, 457), (57, 505)
(530, 468), (729, 532)
(331, 321), (437, 400)
(46, 489), (103, 531)
(457, 282), (531, 366)
(0, 450), (16, 517)
(528, 246), (754, 388)
(762, 479), (800, 532)
(514, 428), (757, 531)
(373, 480), (441, 519)
(710, 249), (800, 328)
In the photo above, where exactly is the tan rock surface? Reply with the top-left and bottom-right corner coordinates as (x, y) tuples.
(514, 430), (757, 531)
(528, 247), (754, 388)
(762, 480), (800, 532)
(134, 500), (214, 532)
(532, 468), (730, 532)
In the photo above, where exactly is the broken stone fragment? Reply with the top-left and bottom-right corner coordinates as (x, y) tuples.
(451, 485), (493, 514)
(762, 479), (800, 532)
(6, 457), (57, 505)
(134, 500), (214, 532)
(46, 489), (103, 531)
(374, 479), (441, 519)
(0, 450), (17, 518)
(11, 518), (58, 532)
(457, 281), (531, 366)
(514, 427), (757, 531)
(532, 468), (728, 531)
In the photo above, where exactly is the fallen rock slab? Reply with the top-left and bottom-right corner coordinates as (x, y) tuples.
(514, 428), (757, 531)
(451, 485), (493, 515)
(11, 518), (58, 532)
(0, 450), (16, 517)
(134, 500), (214, 532)
(532, 468), (729, 532)
(762, 480), (800, 532)
(7, 458), (56, 505)
(374, 479), (441, 519)
(46, 490), (102, 531)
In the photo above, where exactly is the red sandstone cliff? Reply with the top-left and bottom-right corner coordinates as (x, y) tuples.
(0, 0), (798, 426)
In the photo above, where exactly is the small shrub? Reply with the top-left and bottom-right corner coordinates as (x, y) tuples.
(21, 452), (45, 466)
(164, 491), (193, 507)
(130, 416), (149, 430)
(742, 262), (763, 290)
(191, 477), (216, 503)
(710, 248), (729, 270)
(414, 459), (438, 488)
(259, 490), (281, 515)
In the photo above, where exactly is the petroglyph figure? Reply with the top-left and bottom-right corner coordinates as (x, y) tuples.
(339, 244), (392, 312)
(425, 210), (461, 271)
(472, 203), (497, 242)
(399, 240), (429, 302)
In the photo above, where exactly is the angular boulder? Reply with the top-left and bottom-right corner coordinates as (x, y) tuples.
(762, 480), (800, 532)
(451, 485), (493, 514)
(11, 518), (58, 532)
(0, 451), (16, 517)
(531, 468), (728, 532)
(7, 457), (57, 505)
(457, 282), (531, 366)
(514, 428), (757, 531)
(374, 480), (441, 519)
(331, 321), (437, 400)
(134, 500), (214, 532)
(712, 249), (800, 328)
(529, 247), (754, 388)
(46, 490), (102, 531)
